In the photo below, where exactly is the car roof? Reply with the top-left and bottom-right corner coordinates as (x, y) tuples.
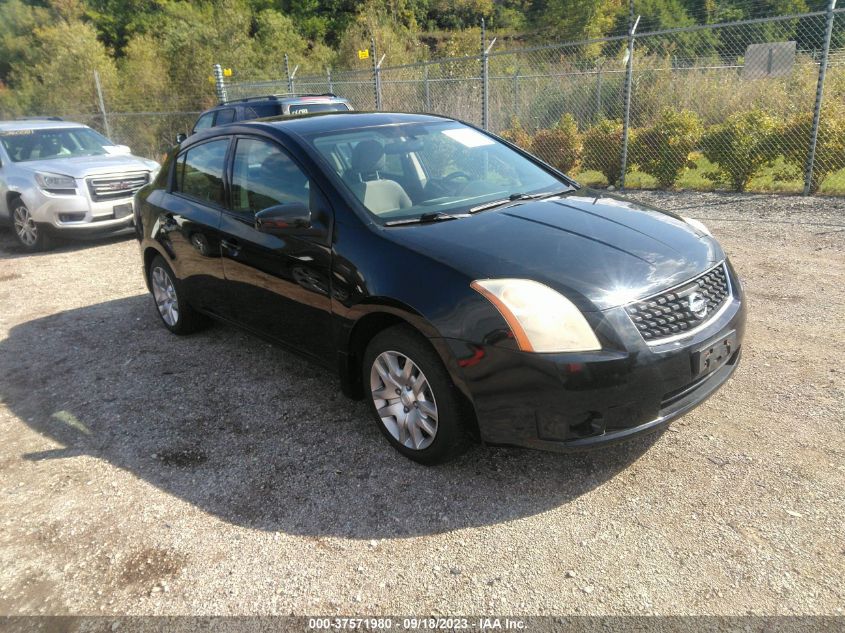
(243, 111), (455, 135)
(0, 120), (89, 132)
(207, 94), (350, 111)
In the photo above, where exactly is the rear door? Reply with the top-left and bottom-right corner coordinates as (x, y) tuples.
(217, 135), (335, 363)
(155, 137), (231, 314)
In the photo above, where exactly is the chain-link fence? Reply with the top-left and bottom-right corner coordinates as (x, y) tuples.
(223, 5), (845, 195)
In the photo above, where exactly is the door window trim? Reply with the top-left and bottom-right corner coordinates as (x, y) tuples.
(224, 133), (334, 244)
(169, 136), (233, 211)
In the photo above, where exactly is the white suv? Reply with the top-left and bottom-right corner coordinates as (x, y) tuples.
(0, 120), (160, 251)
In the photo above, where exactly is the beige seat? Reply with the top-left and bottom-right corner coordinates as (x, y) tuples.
(347, 140), (412, 215)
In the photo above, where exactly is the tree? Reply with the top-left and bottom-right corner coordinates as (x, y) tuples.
(632, 109), (703, 188)
(701, 109), (779, 191)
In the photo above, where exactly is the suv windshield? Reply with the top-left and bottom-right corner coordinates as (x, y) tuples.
(0, 127), (113, 162)
(305, 121), (570, 223)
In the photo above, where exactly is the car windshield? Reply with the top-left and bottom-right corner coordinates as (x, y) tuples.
(305, 121), (570, 223)
(0, 127), (112, 162)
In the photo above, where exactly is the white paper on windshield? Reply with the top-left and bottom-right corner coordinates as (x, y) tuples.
(441, 128), (495, 148)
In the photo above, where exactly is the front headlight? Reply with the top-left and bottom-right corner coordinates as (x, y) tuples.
(471, 279), (601, 353)
(683, 216), (712, 237)
(35, 172), (76, 192)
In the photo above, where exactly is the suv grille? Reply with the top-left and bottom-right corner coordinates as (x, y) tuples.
(625, 263), (731, 342)
(87, 172), (149, 202)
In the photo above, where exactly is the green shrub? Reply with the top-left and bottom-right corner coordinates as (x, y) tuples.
(632, 109), (703, 189)
(778, 105), (845, 193)
(700, 109), (779, 192)
(498, 116), (533, 150)
(581, 119), (624, 186)
(530, 113), (581, 174)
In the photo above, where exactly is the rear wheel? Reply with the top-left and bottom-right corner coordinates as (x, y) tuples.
(149, 255), (207, 334)
(11, 198), (50, 252)
(364, 324), (471, 465)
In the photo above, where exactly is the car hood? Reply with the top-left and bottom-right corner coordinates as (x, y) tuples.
(384, 190), (724, 312)
(17, 154), (157, 178)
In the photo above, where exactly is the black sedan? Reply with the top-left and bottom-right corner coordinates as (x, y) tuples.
(134, 112), (745, 464)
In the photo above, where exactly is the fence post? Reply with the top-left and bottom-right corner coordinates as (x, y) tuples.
(513, 69), (520, 120)
(371, 38), (383, 110)
(93, 70), (112, 140)
(804, 0), (837, 195)
(595, 58), (604, 124)
(284, 54), (293, 93)
(327, 67), (334, 94)
(424, 63), (431, 112)
(213, 63), (227, 105)
(619, 14), (640, 190)
(480, 18), (497, 130)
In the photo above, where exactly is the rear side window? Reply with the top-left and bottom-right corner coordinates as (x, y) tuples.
(192, 112), (214, 133)
(287, 102), (350, 115)
(174, 139), (229, 207)
(244, 103), (282, 119)
(215, 108), (236, 125)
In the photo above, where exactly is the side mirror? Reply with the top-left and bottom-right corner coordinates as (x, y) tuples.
(255, 203), (311, 234)
(175, 133), (187, 144)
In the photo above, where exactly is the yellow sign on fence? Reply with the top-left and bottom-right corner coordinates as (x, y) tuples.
(358, 49), (370, 60)
(223, 68), (233, 77)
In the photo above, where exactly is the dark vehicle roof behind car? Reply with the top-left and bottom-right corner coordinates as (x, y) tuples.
(191, 93), (353, 134)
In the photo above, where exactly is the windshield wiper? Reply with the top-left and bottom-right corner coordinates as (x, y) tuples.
(384, 211), (467, 226)
(469, 188), (574, 214)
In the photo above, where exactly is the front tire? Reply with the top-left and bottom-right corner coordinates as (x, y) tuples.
(363, 325), (471, 465)
(11, 198), (50, 252)
(148, 255), (207, 335)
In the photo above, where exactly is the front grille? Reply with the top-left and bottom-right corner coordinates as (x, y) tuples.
(87, 172), (149, 202)
(625, 263), (731, 342)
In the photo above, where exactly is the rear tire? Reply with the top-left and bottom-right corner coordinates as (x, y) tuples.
(363, 324), (471, 465)
(11, 198), (51, 252)
(148, 255), (207, 335)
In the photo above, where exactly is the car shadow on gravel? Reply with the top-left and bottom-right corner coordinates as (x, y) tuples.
(0, 226), (134, 259)
(1, 295), (661, 539)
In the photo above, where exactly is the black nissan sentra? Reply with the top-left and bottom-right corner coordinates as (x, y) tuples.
(135, 112), (745, 464)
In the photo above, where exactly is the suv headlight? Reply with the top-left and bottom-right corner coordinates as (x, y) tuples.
(683, 216), (712, 237)
(35, 172), (76, 193)
(471, 279), (601, 353)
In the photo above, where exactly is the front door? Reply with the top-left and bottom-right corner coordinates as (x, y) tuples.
(217, 136), (334, 364)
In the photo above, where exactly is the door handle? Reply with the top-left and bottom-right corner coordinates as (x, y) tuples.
(220, 238), (241, 255)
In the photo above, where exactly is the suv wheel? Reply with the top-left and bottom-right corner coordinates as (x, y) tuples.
(363, 325), (471, 465)
(149, 255), (207, 334)
(11, 198), (50, 252)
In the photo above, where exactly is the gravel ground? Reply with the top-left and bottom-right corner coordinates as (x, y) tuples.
(0, 191), (843, 616)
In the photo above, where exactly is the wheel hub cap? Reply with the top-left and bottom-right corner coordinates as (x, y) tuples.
(151, 266), (179, 326)
(370, 350), (438, 450)
(13, 206), (37, 246)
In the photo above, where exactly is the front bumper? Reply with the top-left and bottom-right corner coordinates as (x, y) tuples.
(22, 183), (137, 234)
(444, 270), (746, 453)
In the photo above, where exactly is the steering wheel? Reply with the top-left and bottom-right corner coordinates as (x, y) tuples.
(443, 171), (472, 183)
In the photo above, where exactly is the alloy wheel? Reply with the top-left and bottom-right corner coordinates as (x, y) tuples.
(151, 266), (179, 326)
(12, 204), (38, 247)
(370, 350), (438, 450)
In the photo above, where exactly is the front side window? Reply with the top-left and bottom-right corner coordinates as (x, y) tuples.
(306, 121), (566, 222)
(174, 138), (229, 206)
(230, 138), (311, 215)
(193, 112), (215, 133)
(0, 127), (112, 162)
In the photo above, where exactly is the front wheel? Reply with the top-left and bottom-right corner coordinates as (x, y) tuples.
(11, 199), (50, 252)
(363, 325), (471, 465)
(148, 255), (207, 334)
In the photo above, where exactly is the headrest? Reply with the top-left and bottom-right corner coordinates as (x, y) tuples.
(350, 140), (385, 175)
